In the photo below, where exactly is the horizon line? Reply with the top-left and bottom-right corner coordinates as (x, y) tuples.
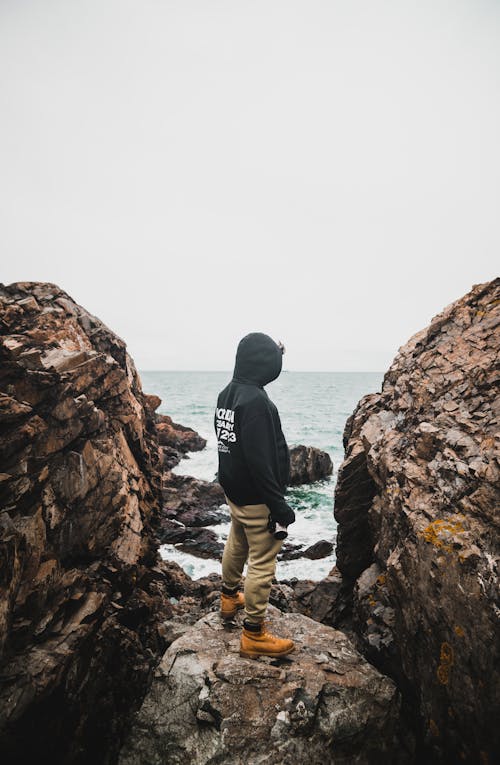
(138, 369), (386, 374)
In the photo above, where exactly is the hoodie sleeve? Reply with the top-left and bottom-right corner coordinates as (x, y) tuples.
(239, 408), (295, 527)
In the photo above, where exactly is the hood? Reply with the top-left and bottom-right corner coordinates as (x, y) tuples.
(232, 332), (283, 387)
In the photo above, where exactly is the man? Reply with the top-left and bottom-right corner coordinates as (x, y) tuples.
(214, 332), (295, 659)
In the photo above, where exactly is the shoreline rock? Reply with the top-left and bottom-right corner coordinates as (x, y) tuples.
(289, 444), (333, 485)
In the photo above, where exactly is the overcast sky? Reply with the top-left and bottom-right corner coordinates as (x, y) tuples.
(1, 1), (498, 371)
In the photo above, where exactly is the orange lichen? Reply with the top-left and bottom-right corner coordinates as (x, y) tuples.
(437, 664), (450, 685)
(436, 641), (454, 685)
(421, 518), (465, 553)
(429, 719), (440, 738)
(454, 625), (465, 638)
(376, 573), (387, 587)
(440, 642), (454, 664)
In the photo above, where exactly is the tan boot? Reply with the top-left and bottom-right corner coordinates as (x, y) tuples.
(220, 591), (245, 620)
(239, 620), (295, 659)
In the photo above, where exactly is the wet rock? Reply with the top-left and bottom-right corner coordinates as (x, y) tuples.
(289, 444), (333, 485)
(119, 607), (400, 765)
(332, 278), (500, 762)
(177, 531), (224, 560)
(303, 539), (334, 559)
(279, 539), (334, 561)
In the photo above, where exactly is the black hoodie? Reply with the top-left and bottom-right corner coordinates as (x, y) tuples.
(214, 332), (295, 527)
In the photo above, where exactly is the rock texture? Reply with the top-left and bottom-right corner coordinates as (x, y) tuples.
(159, 473), (228, 559)
(289, 444), (333, 485)
(0, 283), (177, 764)
(332, 279), (500, 762)
(119, 607), (400, 765)
(156, 413), (206, 455)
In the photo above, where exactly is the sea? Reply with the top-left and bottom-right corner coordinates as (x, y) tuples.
(140, 371), (384, 581)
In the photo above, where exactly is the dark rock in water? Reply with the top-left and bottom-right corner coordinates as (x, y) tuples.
(162, 472), (227, 526)
(0, 282), (188, 764)
(119, 607), (400, 765)
(177, 528), (224, 560)
(278, 539), (334, 561)
(332, 278), (500, 762)
(278, 540), (305, 560)
(159, 520), (224, 561)
(289, 444), (333, 485)
(303, 539), (334, 559)
(155, 412), (206, 453)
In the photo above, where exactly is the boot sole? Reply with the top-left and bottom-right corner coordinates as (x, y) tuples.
(239, 645), (295, 660)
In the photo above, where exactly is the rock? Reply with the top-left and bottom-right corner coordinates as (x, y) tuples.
(156, 413), (206, 453)
(278, 539), (334, 561)
(119, 608), (400, 765)
(332, 278), (500, 762)
(286, 567), (350, 627)
(176, 528), (224, 561)
(160, 443), (182, 470)
(289, 444), (333, 485)
(0, 282), (188, 764)
(162, 472), (228, 526)
(303, 539), (334, 559)
(144, 393), (161, 412)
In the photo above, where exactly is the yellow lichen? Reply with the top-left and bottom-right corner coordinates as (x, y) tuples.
(421, 518), (465, 553)
(440, 642), (454, 665)
(436, 641), (454, 685)
(437, 664), (450, 685)
(376, 573), (387, 587)
(429, 718), (440, 738)
(454, 625), (465, 638)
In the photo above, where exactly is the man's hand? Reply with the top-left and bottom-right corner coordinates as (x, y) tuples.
(272, 503), (295, 527)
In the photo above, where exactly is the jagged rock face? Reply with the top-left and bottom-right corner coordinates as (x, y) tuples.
(119, 607), (400, 765)
(333, 279), (500, 762)
(289, 444), (333, 485)
(0, 283), (172, 764)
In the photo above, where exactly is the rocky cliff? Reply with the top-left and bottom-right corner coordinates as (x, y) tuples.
(0, 282), (175, 764)
(332, 278), (500, 762)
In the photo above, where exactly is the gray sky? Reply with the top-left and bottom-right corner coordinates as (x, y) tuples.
(1, 0), (498, 371)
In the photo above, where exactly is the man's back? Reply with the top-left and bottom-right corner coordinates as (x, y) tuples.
(214, 332), (292, 528)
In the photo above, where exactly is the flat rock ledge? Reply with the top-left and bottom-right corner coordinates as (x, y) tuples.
(119, 608), (399, 765)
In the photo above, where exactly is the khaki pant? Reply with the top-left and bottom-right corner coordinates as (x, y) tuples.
(222, 497), (284, 623)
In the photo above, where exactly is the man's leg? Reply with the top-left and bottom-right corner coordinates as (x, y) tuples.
(221, 500), (249, 590)
(234, 503), (282, 623)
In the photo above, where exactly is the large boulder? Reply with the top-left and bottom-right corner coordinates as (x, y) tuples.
(119, 607), (400, 765)
(0, 282), (178, 764)
(289, 444), (333, 485)
(332, 278), (500, 762)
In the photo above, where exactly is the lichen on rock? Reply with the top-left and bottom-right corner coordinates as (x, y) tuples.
(331, 278), (500, 762)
